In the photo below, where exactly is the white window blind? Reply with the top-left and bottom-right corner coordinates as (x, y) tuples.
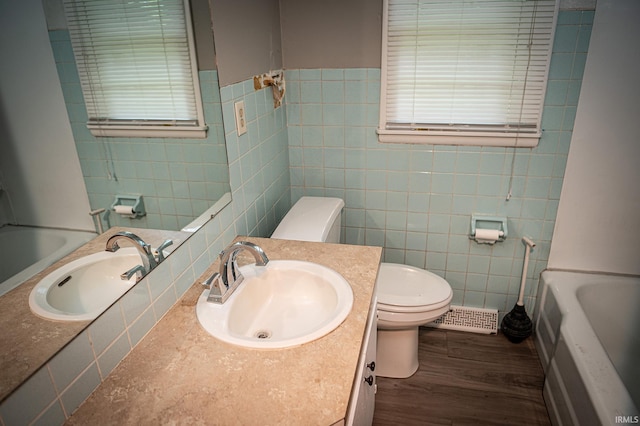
(378, 0), (558, 146)
(63, 0), (207, 138)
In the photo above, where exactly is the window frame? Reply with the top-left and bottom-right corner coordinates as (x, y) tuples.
(378, 0), (559, 147)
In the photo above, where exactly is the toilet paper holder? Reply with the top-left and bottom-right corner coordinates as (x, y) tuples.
(469, 214), (508, 243)
(108, 195), (146, 219)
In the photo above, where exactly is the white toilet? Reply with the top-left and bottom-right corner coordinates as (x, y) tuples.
(376, 263), (452, 378)
(272, 196), (453, 379)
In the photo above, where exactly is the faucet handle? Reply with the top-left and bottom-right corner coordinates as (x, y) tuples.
(121, 264), (146, 281)
(155, 239), (173, 263)
(203, 272), (232, 303)
(202, 272), (221, 288)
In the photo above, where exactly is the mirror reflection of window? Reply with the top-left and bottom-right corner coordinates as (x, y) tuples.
(54, 0), (231, 232)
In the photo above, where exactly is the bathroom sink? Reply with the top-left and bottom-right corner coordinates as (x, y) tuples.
(196, 260), (354, 349)
(29, 247), (144, 321)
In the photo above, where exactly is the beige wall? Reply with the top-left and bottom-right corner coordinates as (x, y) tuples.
(279, 0), (382, 69)
(210, 0), (381, 85)
(210, 0), (283, 86)
(190, 0), (216, 71)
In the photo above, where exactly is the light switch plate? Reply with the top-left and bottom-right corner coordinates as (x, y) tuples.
(234, 101), (247, 135)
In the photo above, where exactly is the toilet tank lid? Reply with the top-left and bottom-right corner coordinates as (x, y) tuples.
(271, 197), (344, 242)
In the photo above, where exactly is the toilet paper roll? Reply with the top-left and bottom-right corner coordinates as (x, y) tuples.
(114, 205), (135, 215)
(474, 229), (503, 244)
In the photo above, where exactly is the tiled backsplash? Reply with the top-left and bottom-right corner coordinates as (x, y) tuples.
(286, 10), (593, 315)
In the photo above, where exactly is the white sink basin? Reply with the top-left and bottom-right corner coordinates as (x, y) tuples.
(29, 247), (143, 321)
(196, 260), (354, 349)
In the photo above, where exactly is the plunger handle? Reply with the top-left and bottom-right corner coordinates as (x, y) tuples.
(517, 237), (536, 306)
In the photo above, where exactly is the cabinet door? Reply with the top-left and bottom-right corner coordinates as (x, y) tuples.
(346, 297), (377, 425)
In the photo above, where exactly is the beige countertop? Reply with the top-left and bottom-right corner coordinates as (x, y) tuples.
(0, 227), (189, 402)
(65, 237), (382, 425)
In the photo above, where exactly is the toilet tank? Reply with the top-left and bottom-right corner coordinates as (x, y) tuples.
(271, 197), (344, 243)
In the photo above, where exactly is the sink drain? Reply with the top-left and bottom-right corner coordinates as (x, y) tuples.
(254, 330), (272, 339)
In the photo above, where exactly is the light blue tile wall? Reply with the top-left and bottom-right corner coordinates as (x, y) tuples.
(0, 77), (290, 425)
(287, 10), (593, 318)
(49, 30), (230, 231)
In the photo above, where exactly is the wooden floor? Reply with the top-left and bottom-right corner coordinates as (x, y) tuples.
(372, 328), (551, 426)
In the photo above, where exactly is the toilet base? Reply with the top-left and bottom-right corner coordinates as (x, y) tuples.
(376, 327), (419, 378)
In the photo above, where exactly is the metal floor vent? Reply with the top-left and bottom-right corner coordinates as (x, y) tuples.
(426, 305), (498, 335)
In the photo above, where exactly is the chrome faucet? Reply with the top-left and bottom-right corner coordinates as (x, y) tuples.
(203, 241), (269, 304)
(105, 231), (173, 280)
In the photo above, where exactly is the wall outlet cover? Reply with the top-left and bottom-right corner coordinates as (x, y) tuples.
(234, 101), (247, 135)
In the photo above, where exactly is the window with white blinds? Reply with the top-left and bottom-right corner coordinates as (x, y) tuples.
(378, 0), (558, 147)
(63, 0), (207, 138)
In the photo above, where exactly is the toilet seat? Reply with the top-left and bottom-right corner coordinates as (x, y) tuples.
(376, 263), (452, 313)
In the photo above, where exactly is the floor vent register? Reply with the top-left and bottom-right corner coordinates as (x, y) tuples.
(426, 305), (498, 334)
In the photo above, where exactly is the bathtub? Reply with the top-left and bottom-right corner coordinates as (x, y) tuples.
(535, 270), (640, 426)
(0, 225), (96, 296)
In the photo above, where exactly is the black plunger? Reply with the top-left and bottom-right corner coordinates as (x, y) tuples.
(501, 237), (536, 343)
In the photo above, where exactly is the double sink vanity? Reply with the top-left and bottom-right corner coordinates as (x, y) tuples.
(3, 230), (381, 425)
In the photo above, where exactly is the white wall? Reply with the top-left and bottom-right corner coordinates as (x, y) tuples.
(548, 0), (640, 275)
(0, 0), (93, 231)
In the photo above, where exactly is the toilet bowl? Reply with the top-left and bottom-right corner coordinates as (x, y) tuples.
(272, 197), (453, 379)
(376, 262), (453, 378)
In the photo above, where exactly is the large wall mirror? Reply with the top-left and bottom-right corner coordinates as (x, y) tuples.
(0, 0), (231, 402)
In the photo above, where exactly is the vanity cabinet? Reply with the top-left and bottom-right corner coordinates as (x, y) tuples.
(61, 238), (383, 425)
(346, 297), (377, 425)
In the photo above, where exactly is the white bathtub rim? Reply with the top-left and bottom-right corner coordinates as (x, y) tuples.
(543, 267), (640, 280)
(0, 226), (97, 297)
(542, 270), (639, 423)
